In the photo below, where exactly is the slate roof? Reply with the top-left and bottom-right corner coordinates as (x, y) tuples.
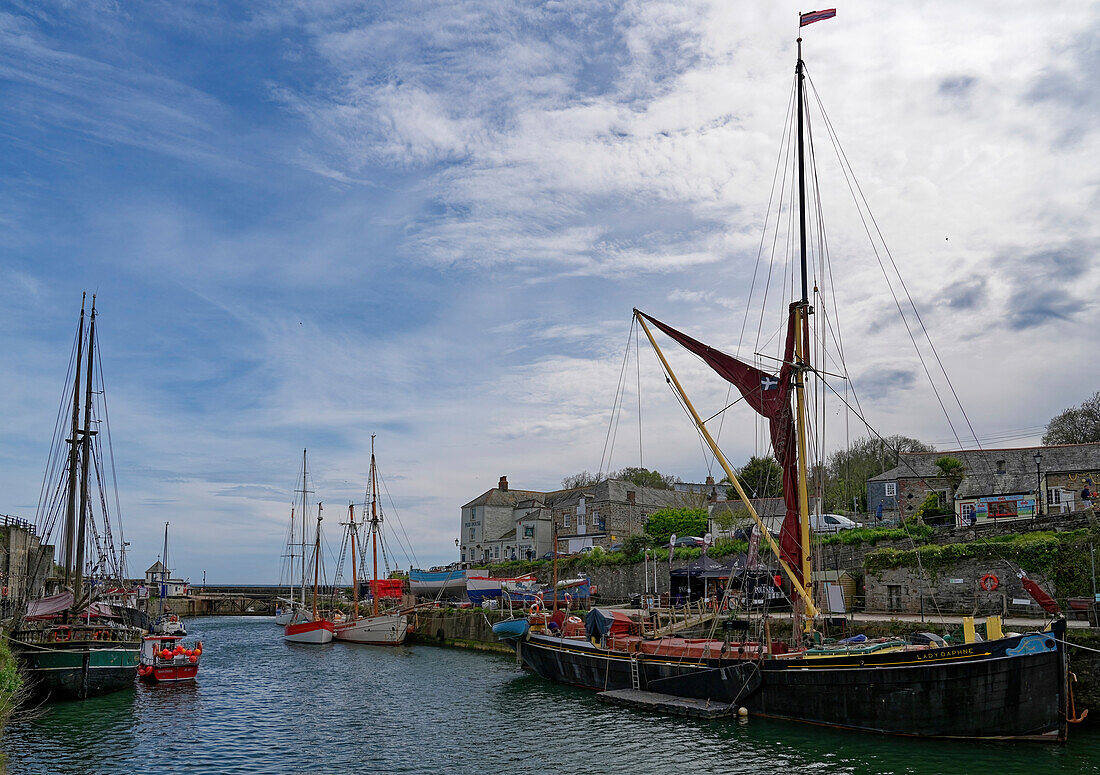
(145, 560), (167, 575)
(868, 443), (1100, 498)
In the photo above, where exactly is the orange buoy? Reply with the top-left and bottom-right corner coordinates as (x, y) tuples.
(184, 649), (193, 657)
(980, 573), (1000, 592)
(160, 649), (172, 659)
(188, 655), (198, 663)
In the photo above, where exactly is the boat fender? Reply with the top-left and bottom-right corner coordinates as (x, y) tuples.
(980, 574), (999, 592)
(563, 593), (572, 608)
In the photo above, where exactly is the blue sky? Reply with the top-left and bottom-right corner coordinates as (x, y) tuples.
(1, 1), (1097, 583)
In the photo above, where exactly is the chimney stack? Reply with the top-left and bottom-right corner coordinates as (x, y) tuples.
(499, 475), (509, 492)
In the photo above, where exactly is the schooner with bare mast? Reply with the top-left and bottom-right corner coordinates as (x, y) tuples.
(334, 436), (408, 645)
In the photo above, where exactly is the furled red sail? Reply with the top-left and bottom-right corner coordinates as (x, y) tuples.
(636, 306), (803, 587)
(1018, 571), (1061, 615)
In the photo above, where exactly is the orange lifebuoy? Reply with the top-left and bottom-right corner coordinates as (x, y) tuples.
(529, 602), (541, 615)
(980, 574), (999, 592)
(51, 627), (72, 642)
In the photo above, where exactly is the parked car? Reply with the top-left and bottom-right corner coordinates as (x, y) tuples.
(810, 514), (863, 534)
(541, 551), (566, 560)
(672, 536), (705, 548)
(609, 542), (624, 552)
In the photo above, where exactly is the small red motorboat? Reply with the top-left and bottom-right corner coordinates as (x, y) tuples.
(137, 634), (203, 682)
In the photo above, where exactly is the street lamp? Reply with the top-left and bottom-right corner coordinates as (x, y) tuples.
(1033, 450), (1043, 517)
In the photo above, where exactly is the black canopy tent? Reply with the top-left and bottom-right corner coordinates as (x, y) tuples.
(669, 555), (747, 602)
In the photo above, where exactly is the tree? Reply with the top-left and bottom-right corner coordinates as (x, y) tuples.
(561, 470), (607, 489)
(824, 435), (934, 512)
(729, 456), (783, 500)
(643, 507), (709, 544)
(614, 467), (680, 490)
(1043, 391), (1100, 445)
(935, 456), (966, 500)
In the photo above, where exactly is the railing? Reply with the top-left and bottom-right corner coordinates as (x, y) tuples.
(0, 513), (36, 536)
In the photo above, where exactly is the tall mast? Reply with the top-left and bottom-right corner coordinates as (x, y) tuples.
(552, 523), (559, 613)
(299, 449), (310, 607)
(73, 296), (96, 599)
(370, 435), (379, 618)
(63, 293), (86, 586)
(313, 505), (322, 620)
(162, 522), (170, 594)
(349, 503), (358, 620)
(289, 507), (295, 605)
(793, 37), (814, 633)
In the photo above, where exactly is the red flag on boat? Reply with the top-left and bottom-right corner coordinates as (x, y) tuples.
(800, 9), (836, 27)
(635, 306), (804, 589)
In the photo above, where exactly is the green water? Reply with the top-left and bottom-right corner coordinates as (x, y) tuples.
(6, 616), (1099, 774)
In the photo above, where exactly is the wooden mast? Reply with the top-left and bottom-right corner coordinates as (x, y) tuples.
(299, 449), (309, 608)
(552, 523), (559, 613)
(289, 507), (295, 608)
(73, 296), (96, 600)
(312, 505), (322, 621)
(794, 35), (815, 636)
(63, 293), (86, 587)
(349, 503), (358, 620)
(370, 435), (379, 618)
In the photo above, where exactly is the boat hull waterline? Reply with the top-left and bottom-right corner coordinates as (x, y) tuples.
(333, 613), (408, 645)
(284, 619), (335, 644)
(503, 627), (1068, 741)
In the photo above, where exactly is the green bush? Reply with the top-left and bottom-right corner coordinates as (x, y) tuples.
(863, 529), (1096, 597)
(818, 524), (934, 547)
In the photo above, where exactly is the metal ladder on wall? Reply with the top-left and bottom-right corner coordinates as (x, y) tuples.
(629, 654), (640, 690)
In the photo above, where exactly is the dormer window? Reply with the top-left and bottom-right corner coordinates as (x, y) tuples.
(996, 460), (1006, 475)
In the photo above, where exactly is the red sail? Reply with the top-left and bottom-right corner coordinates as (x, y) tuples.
(1020, 574), (1061, 615)
(637, 306), (803, 587)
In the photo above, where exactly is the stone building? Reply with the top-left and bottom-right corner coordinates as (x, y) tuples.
(144, 560), (188, 597)
(0, 514), (54, 616)
(460, 476), (693, 563)
(867, 442), (1100, 526)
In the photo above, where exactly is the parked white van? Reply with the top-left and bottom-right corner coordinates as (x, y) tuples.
(810, 513), (863, 534)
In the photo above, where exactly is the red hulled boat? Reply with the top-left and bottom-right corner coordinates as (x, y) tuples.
(138, 635), (202, 682)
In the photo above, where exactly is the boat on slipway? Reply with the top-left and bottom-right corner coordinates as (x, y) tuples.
(409, 568), (480, 599)
(9, 295), (144, 700)
(284, 506), (334, 645)
(334, 437), (408, 646)
(496, 18), (1076, 742)
(465, 575), (538, 607)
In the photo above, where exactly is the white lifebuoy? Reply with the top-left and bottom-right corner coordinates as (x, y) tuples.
(529, 602), (541, 614)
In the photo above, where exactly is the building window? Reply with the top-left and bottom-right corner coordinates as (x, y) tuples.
(471, 507), (477, 519)
(884, 482), (897, 497)
(1048, 489), (1061, 506)
(597, 517), (606, 531)
(563, 513), (571, 528)
(996, 460), (1006, 475)
(524, 525), (534, 538)
(961, 503), (975, 522)
(469, 527), (475, 540)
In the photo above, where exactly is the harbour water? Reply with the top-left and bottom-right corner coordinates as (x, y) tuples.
(6, 616), (1100, 774)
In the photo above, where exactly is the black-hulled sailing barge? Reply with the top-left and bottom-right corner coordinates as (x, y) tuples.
(10, 295), (144, 699)
(496, 23), (1075, 741)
